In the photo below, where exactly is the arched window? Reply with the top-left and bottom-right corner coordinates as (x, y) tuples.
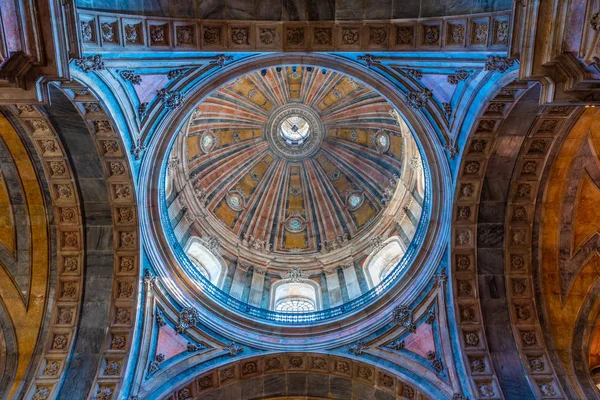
(184, 237), (226, 287)
(270, 280), (321, 312)
(363, 237), (405, 289)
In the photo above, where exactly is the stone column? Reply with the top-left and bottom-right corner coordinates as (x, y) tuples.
(341, 263), (362, 300)
(324, 267), (343, 307)
(229, 262), (251, 301)
(248, 267), (267, 307)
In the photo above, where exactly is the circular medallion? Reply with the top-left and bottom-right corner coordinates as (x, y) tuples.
(265, 104), (324, 161)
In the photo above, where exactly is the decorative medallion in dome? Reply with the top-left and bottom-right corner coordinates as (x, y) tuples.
(165, 65), (426, 314)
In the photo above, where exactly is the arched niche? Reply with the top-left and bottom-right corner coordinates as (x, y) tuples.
(270, 280), (322, 312)
(184, 236), (227, 288)
(363, 237), (406, 289)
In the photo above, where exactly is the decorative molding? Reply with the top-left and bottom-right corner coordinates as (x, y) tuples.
(406, 89), (432, 109)
(119, 70), (142, 85)
(73, 55), (105, 73)
(78, 11), (511, 54)
(484, 56), (516, 73)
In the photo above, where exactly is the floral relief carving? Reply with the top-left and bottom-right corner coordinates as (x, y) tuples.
(118, 281), (134, 298)
(314, 28), (332, 45)
(341, 28), (359, 45)
(102, 140), (119, 155)
(472, 23), (488, 44)
(150, 25), (166, 44)
(396, 26), (413, 45)
(111, 334), (126, 349)
(115, 308), (132, 324)
(74, 55), (105, 73)
(44, 360), (61, 376)
(406, 89), (432, 109)
(81, 20), (93, 42)
(484, 55), (515, 72)
(265, 357), (281, 371)
(496, 21), (509, 43)
(176, 306), (200, 333)
(61, 282), (77, 299)
(176, 26), (193, 44)
(33, 387), (50, 400)
(125, 24), (139, 43)
(259, 28), (276, 45)
(119, 70), (142, 85)
(231, 27), (249, 45)
(286, 28), (304, 45)
(424, 25), (440, 44)
(57, 307), (73, 324)
(450, 24), (465, 44)
(203, 27), (220, 45)
(464, 331), (480, 347)
(101, 22), (115, 42)
(52, 334), (69, 350)
(104, 360), (121, 376)
(369, 27), (387, 45)
(114, 184), (132, 200)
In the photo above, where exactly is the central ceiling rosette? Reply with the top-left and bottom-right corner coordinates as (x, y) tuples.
(182, 66), (410, 255)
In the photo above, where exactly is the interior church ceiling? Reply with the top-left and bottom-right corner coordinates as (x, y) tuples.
(1, 0), (600, 399)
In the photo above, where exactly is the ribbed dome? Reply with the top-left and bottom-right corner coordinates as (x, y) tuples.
(183, 66), (408, 255)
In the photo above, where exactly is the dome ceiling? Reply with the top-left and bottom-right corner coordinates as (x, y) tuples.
(182, 66), (410, 256)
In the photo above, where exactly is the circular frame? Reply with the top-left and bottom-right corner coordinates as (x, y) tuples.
(265, 103), (324, 160)
(138, 54), (452, 349)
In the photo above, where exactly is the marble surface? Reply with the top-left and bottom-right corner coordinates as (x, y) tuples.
(44, 86), (115, 400)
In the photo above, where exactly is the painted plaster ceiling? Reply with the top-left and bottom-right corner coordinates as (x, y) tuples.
(178, 66), (415, 257)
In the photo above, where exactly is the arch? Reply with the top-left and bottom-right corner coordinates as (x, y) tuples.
(270, 280), (322, 312)
(157, 352), (442, 400)
(184, 236), (227, 288)
(363, 237), (406, 289)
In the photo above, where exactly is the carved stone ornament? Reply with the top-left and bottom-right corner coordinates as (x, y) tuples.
(287, 267), (303, 282)
(396, 26), (413, 45)
(424, 25), (440, 44)
(286, 28), (304, 45)
(33, 387), (50, 400)
(406, 89), (432, 109)
(472, 23), (488, 44)
(74, 55), (105, 73)
(496, 21), (508, 43)
(349, 340), (367, 356)
(167, 68), (187, 80)
(125, 24), (139, 43)
(175, 306), (200, 333)
(314, 28), (332, 45)
(157, 89), (183, 110)
(484, 56), (516, 73)
(131, 138), (146, 160)
(392, 305), (416, 332)
(143, 269), (156, 287)
(444, 138), (458, 159)
(210, 54), (233, 67)
(231, 27), (249, 45)
(81, 20), (93, 42)
(224, 341), (243, 356)
(447, 70), (471, 85)
(177, 26), (193, 44)
(405, 69), (422, 79)
(187, 341), (206, 352)
(119, 70), (142, 85)
(370, 27), (387, 45)
(204, 27), (220, 44)
(259, 28), (276, 45)
(150, 25), (166, 44)
(357, 54), (381, 67)
(450, 24), (465, 44)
